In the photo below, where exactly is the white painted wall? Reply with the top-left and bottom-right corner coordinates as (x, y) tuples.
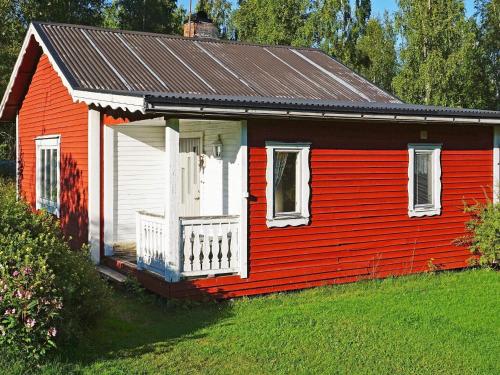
(180, 119), (242, 216)
(114, 126), (165, 243)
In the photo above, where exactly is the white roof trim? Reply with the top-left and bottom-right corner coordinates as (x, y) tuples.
(145, 103), (500, 124)
(0, 24), (145, 119)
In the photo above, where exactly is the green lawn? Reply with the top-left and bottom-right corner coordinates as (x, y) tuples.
(6, 269), (500, 375)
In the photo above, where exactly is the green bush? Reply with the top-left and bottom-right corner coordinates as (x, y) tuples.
(460, 199), (500, 266)
(0, 179), (109, 363)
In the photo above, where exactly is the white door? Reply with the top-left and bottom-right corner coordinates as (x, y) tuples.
(180, 137), (201, 217)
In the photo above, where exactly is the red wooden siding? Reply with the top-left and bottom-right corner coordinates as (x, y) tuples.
(18, 54), (89, 247)
(168, 119), (492, 298)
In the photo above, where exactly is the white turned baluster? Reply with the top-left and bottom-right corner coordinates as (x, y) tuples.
(182, 225), (192, 271)
(193, 225), (202, 271)
(212, 223), (220, 270)
(230, 222), (237, 268)
(201, 224), (211, 270)
(220, 223), (229, 270)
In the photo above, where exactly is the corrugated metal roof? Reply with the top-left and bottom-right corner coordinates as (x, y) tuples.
(34, 22), (401, 104)
(1, 22), (499, 122)
(144, 93), (500, 119)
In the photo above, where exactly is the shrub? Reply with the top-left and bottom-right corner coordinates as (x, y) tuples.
(458, 199), (500, 266)
(0, 179), (109, 362)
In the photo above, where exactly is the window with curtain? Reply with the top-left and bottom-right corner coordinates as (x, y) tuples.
(265, 142), (311, 227)
(408, 144), (442, 217)
(36, 136), (60, 216)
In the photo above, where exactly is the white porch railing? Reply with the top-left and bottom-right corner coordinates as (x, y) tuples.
(136, 211), (168, 274)
(180, 216), (239, 277)
(136, 212), (240, 279)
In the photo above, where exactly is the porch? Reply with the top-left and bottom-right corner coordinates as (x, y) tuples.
(102, 118), (248, 282)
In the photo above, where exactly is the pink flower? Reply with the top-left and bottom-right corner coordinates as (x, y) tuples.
(25, 318), (36, 328)
(4, 308), (16, 315)
(12, 270), (19, 277)
(14, 290), (23, 299)
(47, 327), (57, 337)
(24, 291), (32, 300)
(22, 267), (32, 276)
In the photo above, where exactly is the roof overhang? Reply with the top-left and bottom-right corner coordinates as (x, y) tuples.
(144, 95), (500, 124)
(0, 24), (145, 122)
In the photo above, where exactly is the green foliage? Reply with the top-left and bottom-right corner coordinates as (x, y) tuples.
(103, 0), (181, 34)
(475, 0), (500, 110)
(0, 122), (15, 160)
(393, 0), (489, 108)
(460, 199), (500, 266)
(0, 179), (109, 363)
(233, 0), (310, 46)
(356, 14), (397, 92)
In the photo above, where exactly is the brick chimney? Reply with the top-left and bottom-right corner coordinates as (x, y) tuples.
(183, 10), (219, 39)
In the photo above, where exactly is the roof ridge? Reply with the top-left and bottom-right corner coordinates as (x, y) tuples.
(32, 21), (323, 52)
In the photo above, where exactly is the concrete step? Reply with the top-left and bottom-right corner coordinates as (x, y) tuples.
(97, 265), (127, 283)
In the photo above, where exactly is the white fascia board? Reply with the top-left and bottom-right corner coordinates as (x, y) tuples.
(146, 104), (500, 124)
(0, 24), (144, 118)
(72, 90), (144, 113)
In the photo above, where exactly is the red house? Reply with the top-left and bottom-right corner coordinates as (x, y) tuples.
(1, 22), (499, 298)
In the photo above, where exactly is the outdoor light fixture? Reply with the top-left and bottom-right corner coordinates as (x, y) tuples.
(212, 134), (223, 158)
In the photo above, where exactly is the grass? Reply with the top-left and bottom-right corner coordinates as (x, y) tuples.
(4, 269), (500, 374)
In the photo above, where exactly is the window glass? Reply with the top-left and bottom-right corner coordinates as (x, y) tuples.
(36, 137), (59, 215)
(40, 149), (46, 199)
(51, 149), (57, 202)
(414, 152), (433, 206)
(274, 151), (297, 214)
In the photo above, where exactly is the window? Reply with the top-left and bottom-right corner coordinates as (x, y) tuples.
(265, 142), (310, 227)
(36, 136), (60, 216)
(408, 144), (441, 217)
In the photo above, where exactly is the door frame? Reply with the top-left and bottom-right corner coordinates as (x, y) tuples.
(179, 131), (204, 217)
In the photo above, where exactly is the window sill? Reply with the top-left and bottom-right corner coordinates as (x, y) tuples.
(36, 201), (60, 218)
(266, 216), (309, 228)
(408, 207), (441, 218)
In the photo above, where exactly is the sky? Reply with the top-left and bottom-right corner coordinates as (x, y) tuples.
(179, 0), (476, 18)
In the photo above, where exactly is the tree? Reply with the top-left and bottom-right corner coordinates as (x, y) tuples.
(356, 14), (397, 92)
(0, 1), (107, 161)
(393, 0), (488, 108)
(196, 0), (234, 38)
(233, 0), (310, 46)
(475, 0), (499, 110)
(302, 0), (354, 63)
(16, 0), (105, 26)
(103, 0), (181, 34)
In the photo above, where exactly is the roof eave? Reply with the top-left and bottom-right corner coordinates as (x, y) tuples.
(144, 96), (500, 124)
(0, 23), (146, 122)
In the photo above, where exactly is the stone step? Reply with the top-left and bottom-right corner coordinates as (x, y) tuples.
(97, 265), (127, 283)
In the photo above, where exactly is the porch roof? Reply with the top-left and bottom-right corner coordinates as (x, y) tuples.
(1, 22), (499, 123)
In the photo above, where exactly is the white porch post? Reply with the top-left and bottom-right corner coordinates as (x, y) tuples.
(165, 118), (181, 282)
(103, 125), (114, 256)
(88, 109), (101, 264)
(239, 120), (249, 278)
(494, 126), (500, 203)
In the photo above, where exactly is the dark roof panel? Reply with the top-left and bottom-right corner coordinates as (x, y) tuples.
(34, 22), (402, 104)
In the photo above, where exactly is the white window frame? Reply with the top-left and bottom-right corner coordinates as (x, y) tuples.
(408, 143), (442, 217)
(35, 135), (61, 217)
(265, 142), (311, 227)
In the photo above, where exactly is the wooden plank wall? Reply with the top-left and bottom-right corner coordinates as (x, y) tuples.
(18, 54), (89, 247)
(169, 119), (492, 298)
